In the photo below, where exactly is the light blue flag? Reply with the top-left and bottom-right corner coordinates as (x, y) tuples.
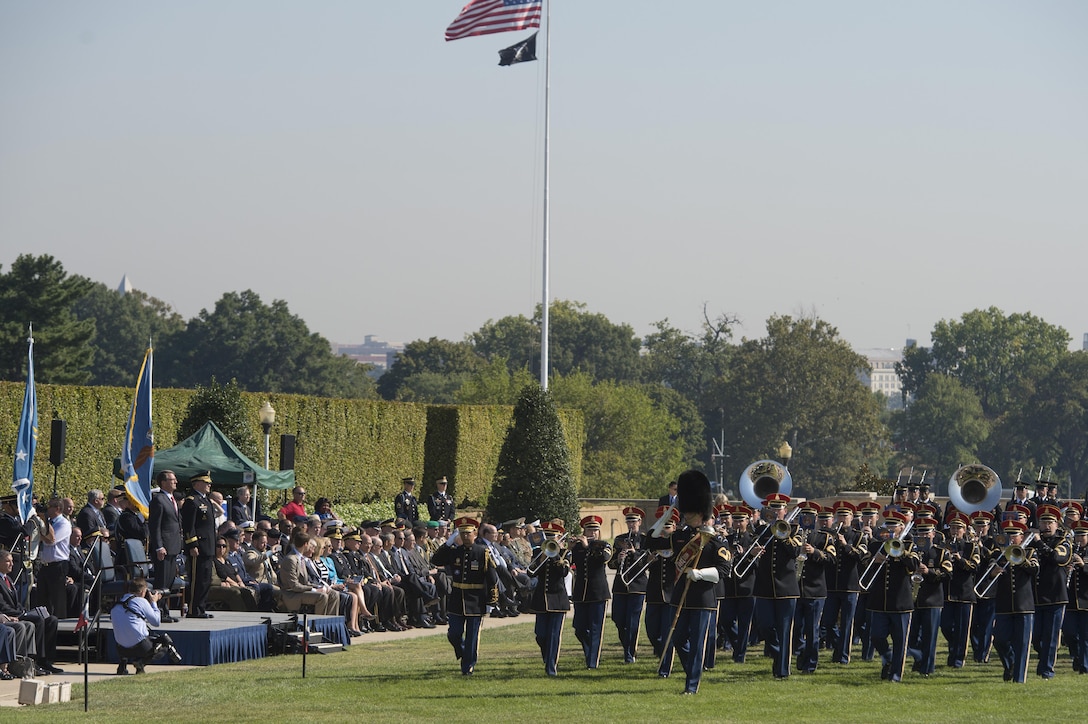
(12, 327), (37, 523)
(121, 344), (154, 519)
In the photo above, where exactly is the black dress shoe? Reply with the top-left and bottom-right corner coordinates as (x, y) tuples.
(419, 618), (436, 629)
(188, 613), (214, 619)
(162, 616), (180, 623)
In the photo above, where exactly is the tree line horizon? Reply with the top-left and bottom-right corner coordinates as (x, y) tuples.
(2, 253), (1085, 501)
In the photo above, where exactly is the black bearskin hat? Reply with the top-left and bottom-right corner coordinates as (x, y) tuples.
(676, 469), (713, 523)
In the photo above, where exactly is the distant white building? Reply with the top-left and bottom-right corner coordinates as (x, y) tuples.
(118, 274), (133, 295)
(334, 335), (403, 373)
(856, 347), (904, 408)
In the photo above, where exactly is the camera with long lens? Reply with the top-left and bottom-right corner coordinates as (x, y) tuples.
(151, 633), (184, 664)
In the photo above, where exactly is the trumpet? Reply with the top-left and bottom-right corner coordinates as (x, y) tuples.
(859, 521), (914, 591)
(527, 533), (568, 575)
(973, 532), (1037, 598)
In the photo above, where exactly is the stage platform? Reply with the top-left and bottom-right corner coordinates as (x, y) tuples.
(58, 611), (350, 667)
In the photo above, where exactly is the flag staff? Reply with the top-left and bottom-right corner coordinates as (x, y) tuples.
(539, 0), (551, 390)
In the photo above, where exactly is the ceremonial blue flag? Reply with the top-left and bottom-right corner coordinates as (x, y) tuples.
(12, 327), (37, 523)
(121, 344), (154, 519)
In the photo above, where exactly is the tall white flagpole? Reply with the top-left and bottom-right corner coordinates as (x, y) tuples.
(540, 0), (551, 390)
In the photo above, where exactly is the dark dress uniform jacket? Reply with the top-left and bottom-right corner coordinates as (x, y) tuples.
(117, 510), (148, 546)
(753, 524), (802, 599)
(645, 550), (675, 605)
(570, 540), (612, 603)
(394, 492), (419, 523)
(798, 529), (836, 599)
(991, 546), (1037, 614)
(660, 526), (731, 610)
(1034, 533), (1072, 605)
(1069, 543), (1088, 612)
(431, 542), (497, 616)
(724, 531), (756, 598)
(914, 543), (951, 609)
(425, 492), (455, 522)
(944, 537), (981, 603)
(865, 538), (918, 612)
(180, 492), (217, 556)
(830, 527), (868, 593)
(529, 556), (571, 613)
(609, 532), (648, 595)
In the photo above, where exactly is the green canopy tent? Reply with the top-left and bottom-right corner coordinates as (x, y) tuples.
(114, 420), (295, 491)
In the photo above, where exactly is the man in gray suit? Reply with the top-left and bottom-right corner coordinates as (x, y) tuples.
(277, 531), (338, 615)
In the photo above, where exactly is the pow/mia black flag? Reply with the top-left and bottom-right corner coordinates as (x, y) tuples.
(498, 32), (537, 67)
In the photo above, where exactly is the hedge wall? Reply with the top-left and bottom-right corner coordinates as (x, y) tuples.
(0, 382), (583, 508)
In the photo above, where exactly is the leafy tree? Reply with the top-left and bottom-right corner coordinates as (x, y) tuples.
(470, 315), (538, 374)
(177, 377), (260, 462)
(1017, 351), (1088, 499)
(550, 373), (688, 499)
(486, 384), (579, 528)
(456, 356), (537, 406)
(714, 314), (888, 499)
(896, 307), (1070, 417)
(163, 290), (376, 399)
(640, 309), (737, 403)
(376, 337), (483, 401)
(0, 254), (95, 383)
(889, 373), (990, 477)
(72, 282), (186, 387)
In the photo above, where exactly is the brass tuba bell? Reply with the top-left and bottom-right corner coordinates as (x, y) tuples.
(738, 460), (793, 510)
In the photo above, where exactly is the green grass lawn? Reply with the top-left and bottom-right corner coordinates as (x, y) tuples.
(19, 622), (1085, 723)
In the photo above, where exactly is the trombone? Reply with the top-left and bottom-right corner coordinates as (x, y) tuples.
(973, 532), (1037, 598)
(527, 533), (568, 576)
(859, 521), (915, 591)
(732, 507), (801, 579)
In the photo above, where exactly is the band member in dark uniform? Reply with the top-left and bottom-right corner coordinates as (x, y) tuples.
(570, 515), (611, 669)
(425, 476), (456, 522)
(906, 516), (950, 677)
(752, 492), (802, 680)
(970, 510), (999, 663)
(529, 520), (571, 676)
(854, 500), (881, 662)
(703, 504), (731, 669)
(1031, 503), (1072, 679)
(646, 469), (731, 694)
(940, 512), (980, 668)
(721, 504), (757, 664)
(865, 510), (918, 682)
(394, 477), (420, 524)
(180, 471), (218, 618)
(430, 516), (498, 675)
(609, 506), (648, 664)
(796, 503), (835, 673)
(1064, 520), (1088, 673)
(644, 506), (678, 666)
(824, 500), (868, 665)
(989, 519), (1038, 683)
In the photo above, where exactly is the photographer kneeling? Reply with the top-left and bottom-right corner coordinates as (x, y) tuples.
(110, 578), (182, 675)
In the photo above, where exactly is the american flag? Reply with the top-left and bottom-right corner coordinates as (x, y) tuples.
(446, 0), (542, 42)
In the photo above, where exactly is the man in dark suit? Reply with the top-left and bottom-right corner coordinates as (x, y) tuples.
(658, 480), (678, 509)
(149, 470), (183, 622)
(0, 550), (62, 675)
(76, 490), (108, 541)
(180, 471), (218, 618)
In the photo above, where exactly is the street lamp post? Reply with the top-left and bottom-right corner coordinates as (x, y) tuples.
(778, 440), (793, 469)
(258, 401), (276, 522)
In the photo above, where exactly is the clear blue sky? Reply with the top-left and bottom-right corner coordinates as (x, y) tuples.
(2, 1), (1086, 351)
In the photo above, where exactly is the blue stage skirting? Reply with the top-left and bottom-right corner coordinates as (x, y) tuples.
(101, 613), (348, 666)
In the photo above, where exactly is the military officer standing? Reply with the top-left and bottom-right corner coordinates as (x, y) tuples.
(529, 520), (571, 676)
(970, 510), (999, 663)
(643, 506), (678, 666)
(940, 512), (981, 668)
(796, 503), (835, 674)
(180, 471), (218, 618)
(425, 476), (456, 522)
(906, 517), (950, 677)
(430, 516), (498, 675)
(824, 501), (868, 665)
(752, 492), (802, 680)
(609, 506), (648, 664)
(721, 504), (757, 664)
(570, 515), (611, 669)
(394, 477), (420, 524)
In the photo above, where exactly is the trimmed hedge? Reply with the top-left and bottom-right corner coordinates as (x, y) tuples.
(0, 382), (583, 508)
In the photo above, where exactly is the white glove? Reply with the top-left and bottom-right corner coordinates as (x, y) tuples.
(686, 567), (719, 584)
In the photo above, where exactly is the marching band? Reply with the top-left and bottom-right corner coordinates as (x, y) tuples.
(427, 463), (1086, 688)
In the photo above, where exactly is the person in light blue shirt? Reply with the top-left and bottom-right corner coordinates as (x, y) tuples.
(110, 578), (180, 674)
